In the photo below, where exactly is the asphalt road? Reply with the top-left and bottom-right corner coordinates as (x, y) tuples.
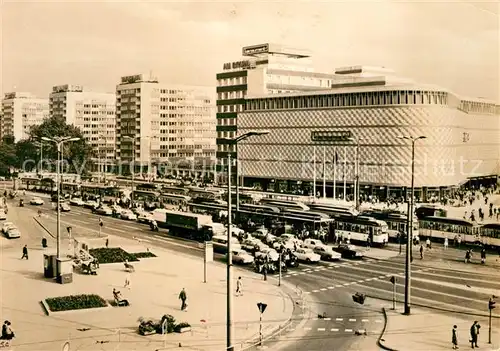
(4, 194), (500, 351)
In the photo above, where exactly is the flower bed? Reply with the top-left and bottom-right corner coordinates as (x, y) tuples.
(89, 247), (139, 264)
(45, 294), (107, 312)
(132, 252), (157, 259)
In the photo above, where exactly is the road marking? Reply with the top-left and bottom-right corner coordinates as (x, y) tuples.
(304, 327), (312, 331)
(362, 319), (369, 322)
(304, 292), (311, 294)
(324, 318), (331, 321)
(312, 290), (319, 293)
(345, 329), (353, 332)
(378, 275), (386, 279)
(327, 286), (335, 290)
(333, 265), (340, 268)
(314, 269), (321, 272)
(343, 282), (351, 286)
(335, 284), (343, 288)
(302, 268), (311, 272)
(375, 320), (382, 323)
(285, 275), (291, 278)
(298, 272), (305, 275)
(317, 328), (326, 331)
(336, 318), (343, 321)
(385, 274), (392, 277)
(320, 288), (327, 291)
(122, 225), (137, 229)
(358, 329), (366, 333)
(349, 318), (356, 322)
(291, 273), (299, 276)
(357, 280), (365, 283)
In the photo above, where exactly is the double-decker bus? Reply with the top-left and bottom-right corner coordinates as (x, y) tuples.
(334, 215), (389, 246)
(418, 216), (480, 244)
(259, 198), (309, 211)
(361, 209), (419, 241)
(479, 223), (500, 248)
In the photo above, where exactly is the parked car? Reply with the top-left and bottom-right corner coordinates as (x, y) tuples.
(231, 250), (255, 265)
(303, 238), (324, 250)
(137, 211), (154, 224)
(120, 209), (137, 220)
(252, 228), (268, 239)
(6, 227), (20, 239)
(334, 244), (365, 259)
(293, 248), (321, 263)
(57, 203), (71, 212)
(255, 247), (279, 262)
(241, 238), (263, 253)
(0, 210), (7, 220)
(94, 206), (113, 216)
(2, 222), (15, 234)
(70, 197), (85, 206)
(263, 233), (277, 246)
(84, 200), (99, 209)
(30, 197), (45, 206)
(230, 224), (245, 237)
(313, 245), (342, 261)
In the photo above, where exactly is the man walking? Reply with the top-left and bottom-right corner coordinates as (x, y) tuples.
(179, 288), (187, 311)
(420, 244), (424, 260)
(480, 248), (486, 264)
(21, 245), (28, 260)
(444, 237), (449, 250)
(236, 276), (243, 296)
(452, 325), (458, 350)
(470, 321), (480, 348)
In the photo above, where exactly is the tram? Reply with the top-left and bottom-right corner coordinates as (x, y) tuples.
(334, 215), (389, 246)
(418, 216), (480, 244)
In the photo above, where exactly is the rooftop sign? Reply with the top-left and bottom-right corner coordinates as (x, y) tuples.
(222, 60), (257, 71)
(242, 44), (269, 56)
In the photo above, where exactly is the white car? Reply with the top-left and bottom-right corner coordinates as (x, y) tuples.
(84, 200), (99, 209)
(2, 222), (15, 234)
(304, 238), (324, 250)
(231, 250), (255, 265)
(252, 228), (268, 239)
(95, 206), (113, 216)
(6, 227), (20, 239)
(30, 197), (44, 206)
(294, 248), (321, 263)
(0, 210), (6, 220)
(70, 197), (85, 206)
(58, 203), (71, 212)
(241, 238), (263, 252)
(137, 211), (154, 224)
(313, 245), (342, 261)
(255, 247), (280, 262)
(120, 209), (137, 220)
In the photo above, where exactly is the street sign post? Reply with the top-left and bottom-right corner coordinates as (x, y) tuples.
(257, 303), (268, 348)
(204, 241), (213, 283)
(390, 276), (396, 310)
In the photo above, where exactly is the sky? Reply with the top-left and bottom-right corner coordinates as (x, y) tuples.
(1, 0), (499, 101)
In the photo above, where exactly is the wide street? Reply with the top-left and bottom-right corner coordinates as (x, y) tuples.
(4, 193), (500, 350)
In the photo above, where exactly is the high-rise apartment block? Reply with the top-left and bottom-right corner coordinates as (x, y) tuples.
(215, 43), (336, 179)
(49, 84), (116, 171)
(1, 92), (50, 141)
(115, 74), (216, 177)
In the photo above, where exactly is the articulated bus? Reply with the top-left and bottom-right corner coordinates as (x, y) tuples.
(361, 209), (419, 241)
(334, 215), (389, 246)
(259, 198), (310, 211)
(418, 216), (480, 244)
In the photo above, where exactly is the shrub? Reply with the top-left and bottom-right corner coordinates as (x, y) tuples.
(45, 294), (107, 312)
(174, 322), (191, 333)
(89, 248), (139, 264)
(133, 252), (156, 259)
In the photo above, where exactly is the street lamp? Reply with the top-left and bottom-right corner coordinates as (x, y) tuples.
(397, 135), (426, 315)
(121, 135), (136, 205)
(224, 130), (269, 351)
(41, 136), (81, 259)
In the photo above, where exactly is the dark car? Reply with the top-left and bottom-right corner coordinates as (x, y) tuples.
(333, 244), (365, 259)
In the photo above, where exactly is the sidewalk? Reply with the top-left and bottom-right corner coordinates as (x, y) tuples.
(380, 307), (500, 351)
(1, 223), (295, 351)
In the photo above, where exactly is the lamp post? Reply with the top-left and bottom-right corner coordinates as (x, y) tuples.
(122, 136), (136, 206)
(397, 135), (426, 315)
(225, 130), (269, 351)
(41, 136), (81, 259)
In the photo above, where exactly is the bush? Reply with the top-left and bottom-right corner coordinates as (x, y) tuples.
(45, 294), (107, 312)
(89, 248), (139, 264)
(174, 322), (191, 333)
(133, 252), (156, 259)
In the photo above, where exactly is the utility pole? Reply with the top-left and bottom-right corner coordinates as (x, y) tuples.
(226, 153), (234, 351)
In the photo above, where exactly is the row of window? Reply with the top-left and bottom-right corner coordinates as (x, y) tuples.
(217, 104), (244, 113)
(217, 91), (246, 100)
(218, 118), (236, 126)
(420, 221), (476, 235)
(217, 131), (237, 139)
(217, 76), (247, 87)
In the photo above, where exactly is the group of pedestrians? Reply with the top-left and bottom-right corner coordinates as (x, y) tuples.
(452, 321), (481, 349)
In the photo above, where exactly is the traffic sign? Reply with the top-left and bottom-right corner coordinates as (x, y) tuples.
(390, 276), (395, 284)
(489, 298), (496, 310)
(257, 302), (267, 314)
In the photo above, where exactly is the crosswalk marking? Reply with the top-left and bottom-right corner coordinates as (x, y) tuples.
(349, 318), (356, 322)
(331, 328), (339, 332)
(324, 318), (331, 321)
(336, 318), (343, 321)
(320, 288), (327, 291)
(327, 286), (335, 289)
(335, 284), (343, 287)
(362, 319), (369, 322)
(312, 289), (319, 293)
(317, 328), (326, 331)
(304, 327), (312, 331)
(345, 329), (353, 332)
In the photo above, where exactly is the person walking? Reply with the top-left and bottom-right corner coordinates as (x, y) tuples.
(21, 245), (28, 260)
(470, 321), (480, 348)
(480, 248), (486, 264)
(124, 272), (131, 289)
(262, 264), (268, 281)
(105, 238), (109, 248)
(465, 250), (471, 264)
(179, 288), (187, 311)
(236, 276), (243, 296)
(452, 325), (458, 350)
(444, 237), (449, 250)
(420, 245), (424, 259)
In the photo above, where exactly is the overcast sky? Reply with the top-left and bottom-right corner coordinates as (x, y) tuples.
(1, 0), (498, 101)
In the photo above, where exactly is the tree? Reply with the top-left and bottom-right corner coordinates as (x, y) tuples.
(0, 141), (18, 175)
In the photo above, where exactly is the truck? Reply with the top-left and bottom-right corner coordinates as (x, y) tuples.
(152, 209), (224, 242)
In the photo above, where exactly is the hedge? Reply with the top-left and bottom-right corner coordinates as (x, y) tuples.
(45, 294), (107, 312)
(89, 248), (139, 264)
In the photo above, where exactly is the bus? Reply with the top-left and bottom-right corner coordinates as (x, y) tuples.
(418, 216), (480, 244)
(361, 209), (419, 241)
(161, 186), (189, 196)
(259, 198), (310, 211)
(334, 215), (389, 246)
(479, 223), (500, 248)
(158, 194), (191, 209)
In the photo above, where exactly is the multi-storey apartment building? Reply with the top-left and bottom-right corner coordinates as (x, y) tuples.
(115, 74), (215, 179)
(49, 84), (116, 172)
(1, 92), (49, 141)
(215, 43), (337, 182)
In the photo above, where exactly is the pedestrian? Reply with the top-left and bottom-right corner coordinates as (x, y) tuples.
(420, 245), (424, 259)
(480, 248), (486, 264)
(105, 238), (109, 248)
(458, 235), (462, 248)
(1, 320), (14, 340)
(465, 249), (471, 263)
(444, 237), (449, 250)
(470, 321), (480, 348)
(179, 288), (187, 311)
(426, 238), (431, 249)
(452, 325), (458, 350)
(124, 273), (131, 289)
(236, 276), (243, 296)
(21, 245), (28, 260)
(263, 264), (268, 281)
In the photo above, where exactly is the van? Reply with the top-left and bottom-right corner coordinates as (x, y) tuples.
(212, 235), (241, 254)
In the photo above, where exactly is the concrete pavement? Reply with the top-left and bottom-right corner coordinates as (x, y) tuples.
(1, 207), (296, 351)
(380, 307), (500, 351)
